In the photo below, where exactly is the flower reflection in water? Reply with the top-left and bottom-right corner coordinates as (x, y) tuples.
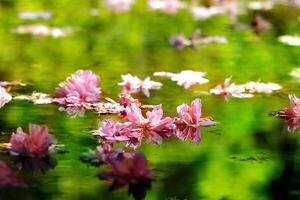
(11, 156), (57, 174)
(0, 160), (27, 188)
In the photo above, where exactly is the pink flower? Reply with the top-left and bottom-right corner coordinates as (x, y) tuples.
(99, 152), (153, 190)
(0, 160), (27, 188)
(175, 98), (216, 144)
(54, 70), (101, 105)
(210, 78), (254, 100)
(148, 0), (186, 14)
(0, 86), (12, 108)
(9, 124), (54, 158)
(154, 70), (209, 89)
(277, 95), (300, 132)
(168, 34), (191, 50)
(95, 120), (143, 149)
(118, 74), (162, 97)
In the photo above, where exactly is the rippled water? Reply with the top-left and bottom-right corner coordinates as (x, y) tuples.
(0, 1), (300, 200)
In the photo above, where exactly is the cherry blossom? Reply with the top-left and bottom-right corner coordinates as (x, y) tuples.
(118, 74), (162, 97)
(175, 98), (216, 144)
(9, 124), (55, 158)
(148, 0), (186, 14)
(278, 35), (300, 46)
(13, 24), (72, 38)
(104, 0), (135, 13)
(18, 11), (52, 20)
(0, 86), (12, 108)
(54, 70), (101, 106)
(154, 70), (209, 89)
(276, 95), (300, 132)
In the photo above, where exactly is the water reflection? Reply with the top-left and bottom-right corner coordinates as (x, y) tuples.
(11, 156), (57, 174)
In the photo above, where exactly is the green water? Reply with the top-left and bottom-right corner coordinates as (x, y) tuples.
(0, 1), (300, 199)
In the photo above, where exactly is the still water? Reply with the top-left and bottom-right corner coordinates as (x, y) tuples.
(0, 0), (299, 199)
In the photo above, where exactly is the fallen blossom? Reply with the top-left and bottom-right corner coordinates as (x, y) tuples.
(276, 95), (300, 132)
(0, 86), (12, 108)
(168, 34), (192, 50)
(0, 81), (26, 87)
(54, 70), (101, 106)
(13, 24), (72, 38)
(175, 98), (216, 144)
(289, 68), (300, 79)
(154, 70), (209, 89)
(243, 81), (282, 94)
(18, 11), (52, 20)
(247, 1), (274, 10)
(278, 35), (300, 46)
(104, 0), (135, 13)
(0, 160), (27, 188)
(148, 0), (186, 14)
(99, 152), (153, 190)
(189, 6), (222, 20)
(125, 104), (174, 145)
(118, 74), (162, 97)
(9, 124), (55, 158)
(14, 92), (53, 104)
(251, 15), (271, 34)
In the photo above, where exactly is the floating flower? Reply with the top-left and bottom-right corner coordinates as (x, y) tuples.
(189, 6), (222, 20)
(250, 15), (271, 34)
(9, 124), (55, 158)
(175, 98), (216, 144)
(99, 152), (153, 190)
(278, 35), (300, 46)
(14, 92), (53, 105)
(148, 0), (186, 14)
(13, 24), (72, 38)
(243, 81), (282, 94)
(118, 74), (162, 97)
(289, 68), (300, 79)
(276, 95), (300, 132)
(54, 70), (101, 106)
(154, 70), (209, 89)
(0, 86), (12, 109)
(18, 11), (52, 20)
(126, 104), (174, 145)
(104, 0), (135, 13)
(247, 1), (274, 10)
(0, 160), (27, 188)
(0, 81), (26, 87)
(168, 34), (192, 50)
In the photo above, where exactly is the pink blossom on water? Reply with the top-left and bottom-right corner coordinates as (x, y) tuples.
(0, 160), (27, 188)
(175, 98), (216, 144)
(243, 81), (282, 94)
(154, 70), (209, 89)
(126, 104), (174, 145)
(54, 70), (101, 105)
(104, 0), (135, 13)
(168, 34), (191, 50)
(148, 0), (186, 14)
(210, 78), (254, 100)
(0, 86), (12, 108)
(99, 152), (153, 190)
(95, 119), (143, 149)
(9, 124), (54, 158)
(276, 95), (300, 132)
(118, 74), (162, 97)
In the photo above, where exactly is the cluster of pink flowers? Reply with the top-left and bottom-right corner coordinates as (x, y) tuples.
(54, 70), (101, 105)
(94, 98), (216, 150)
(210, 77), (282, 100)
(276, 95), (300, 132)
(118, 74), (162, 97)
(9, 124), (55, 158)
(0, 160), (27, 188)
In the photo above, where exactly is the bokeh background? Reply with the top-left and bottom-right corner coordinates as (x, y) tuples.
(0, 0), (300, 199)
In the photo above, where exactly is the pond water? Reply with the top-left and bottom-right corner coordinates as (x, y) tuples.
(0, 0), (300, 200)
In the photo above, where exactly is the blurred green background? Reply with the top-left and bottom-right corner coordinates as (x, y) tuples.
(0, 0), (300, 199)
